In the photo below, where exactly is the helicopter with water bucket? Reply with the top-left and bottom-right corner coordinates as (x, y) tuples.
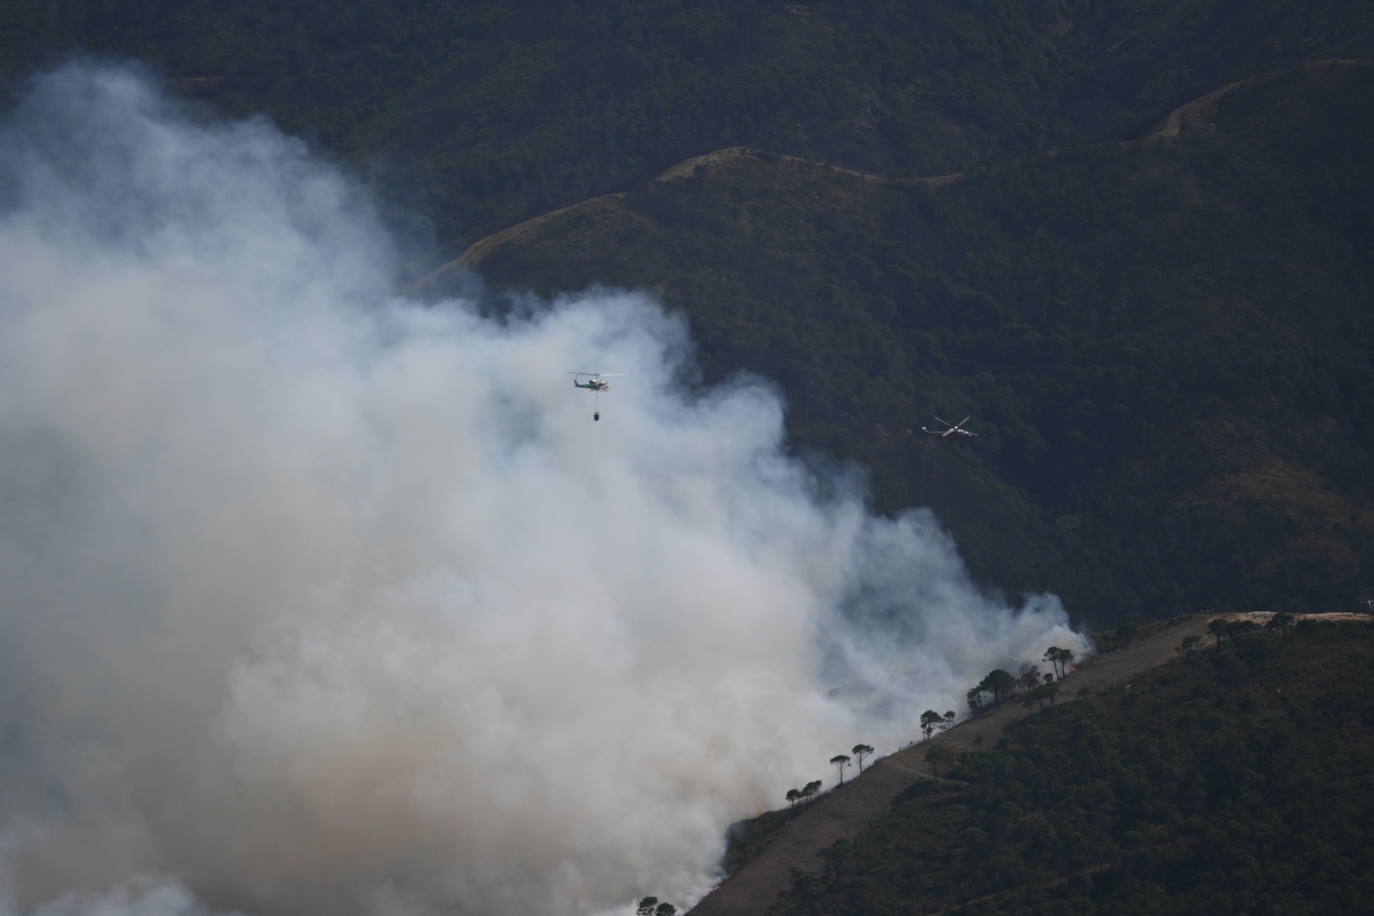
(567, 371), (624, 421)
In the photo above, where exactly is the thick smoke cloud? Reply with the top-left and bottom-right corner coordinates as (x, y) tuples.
(0, 64), (1087, 916)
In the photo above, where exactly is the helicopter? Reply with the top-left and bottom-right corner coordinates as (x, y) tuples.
(922, 415), (979, 439)
(567, 372), (624, 421)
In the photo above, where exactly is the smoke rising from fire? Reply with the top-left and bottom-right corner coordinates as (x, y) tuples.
(0, 64), (1087, 915)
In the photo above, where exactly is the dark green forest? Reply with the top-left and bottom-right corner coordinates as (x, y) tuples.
(768, 619), (1374, 915)
(4, 0), (1372, 250)
(2, 2), (1371, 623)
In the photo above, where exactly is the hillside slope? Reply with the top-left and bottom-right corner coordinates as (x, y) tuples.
(689, 614), (1217, 914)
(440, 61), (1374, 625)
(692, 613), (1374, 914)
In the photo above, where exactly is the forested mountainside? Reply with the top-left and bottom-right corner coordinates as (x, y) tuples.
(439, 62), (1374, 625)
(763, 617), (1374, 915)
(3, 0), (1372, 250)
(4, 8), (1374, 916)
(2, 3), (1370, 624)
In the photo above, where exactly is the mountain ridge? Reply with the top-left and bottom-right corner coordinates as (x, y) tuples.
(689, 613), (1215, 914)
(434, 57), (1373, 290)
(692, 611), (1373, 914)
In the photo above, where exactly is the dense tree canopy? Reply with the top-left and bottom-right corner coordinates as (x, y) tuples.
(4, 0), (1372, 251)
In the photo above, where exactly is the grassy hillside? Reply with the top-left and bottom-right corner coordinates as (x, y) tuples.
(444, 62), (1374, 626)
(764, 617), (1374, 915)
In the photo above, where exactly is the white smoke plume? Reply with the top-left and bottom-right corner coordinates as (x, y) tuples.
(0, 63), (1088, 916)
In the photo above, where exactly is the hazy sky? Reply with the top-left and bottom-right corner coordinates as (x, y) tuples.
(0, 63), (1087, 916)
